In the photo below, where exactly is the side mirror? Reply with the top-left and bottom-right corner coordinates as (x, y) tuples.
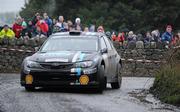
(105, 31), (111, 39)
(35, 47), (40, 52)
(100, 48), (108, 54)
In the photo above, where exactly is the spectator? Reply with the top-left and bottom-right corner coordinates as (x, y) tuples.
(43, 13), (53, 36)
(36, 17), (49, 36)
(161, 25), (173, 49)
(111, 32), (116, 41)
(32, 13), (41, 25)
(76, 25), (82, 31)
(132, 34), (137, 42)
(55, 16), (65, 32)
(127, 31), (134, 42)
(21, 20), (29, 38)
(84, 27), (89, 32)
(97, 26), (104, 33)
(61, 22), (69, 32)
(67, 20), (73, 31)
(26, 21), (36, 38)
(52, 18), (58, 26)
(144, 31), (153, 43)
(35, 26), (46, 37)
(151, 30), (160, 42)
(22, 18), (27, 27)
(12, 17), (23, 38)
(136, 33), (144, 41)
(0, 25), (15, 39)
(171, 34), (180, 46)
(74, 18), (83, 31)
(89, 24), (96, 32)
(161, 25), (173, 43)
(117, 32), (125, 43)
(117, 32), (125, 48)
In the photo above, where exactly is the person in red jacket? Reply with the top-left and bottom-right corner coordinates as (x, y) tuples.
(117, 32), (125, 48)
(111, 32), (116, 41)
(117, 32), (125, 42)
(36, 18), (49, 36)
(12, 17), (23, 38)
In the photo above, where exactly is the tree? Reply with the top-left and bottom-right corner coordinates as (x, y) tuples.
(20, 0), (180, 32)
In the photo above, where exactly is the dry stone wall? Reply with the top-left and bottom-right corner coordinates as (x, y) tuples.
(0, 38), (168, 76)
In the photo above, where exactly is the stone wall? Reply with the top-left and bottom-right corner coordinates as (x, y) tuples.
(0, 37), (46, 73)
(119, 49), (166, 77)
(0, 38), (168, 77)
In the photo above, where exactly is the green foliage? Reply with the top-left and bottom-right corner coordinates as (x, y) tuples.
(151, 48), (180, 106)
(20, 0), (180, 32)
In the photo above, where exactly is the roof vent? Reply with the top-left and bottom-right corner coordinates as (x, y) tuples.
(69, 31), (81, 35)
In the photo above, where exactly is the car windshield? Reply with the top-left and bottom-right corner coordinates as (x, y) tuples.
(40, 37), (98, 52)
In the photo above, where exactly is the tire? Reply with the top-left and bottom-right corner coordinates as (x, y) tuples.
(25, 86), (35, 91)
(111, 64), (122, 89)
(97, 65), (106, 93)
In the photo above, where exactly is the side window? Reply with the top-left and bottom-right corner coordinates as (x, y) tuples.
(108, 39), (116, 50)
(103, 37), (112, 50)
(100, 37), (107, 49)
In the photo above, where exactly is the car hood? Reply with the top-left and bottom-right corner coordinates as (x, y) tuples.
(28, 51), (99, 63)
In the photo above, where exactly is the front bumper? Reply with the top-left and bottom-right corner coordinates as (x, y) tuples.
(21, 67), (99, 87)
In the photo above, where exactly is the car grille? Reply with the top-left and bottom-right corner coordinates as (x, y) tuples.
(29, 72), (97, 82)
(39, 62), (74, 70)
(31, 72), (77, 82)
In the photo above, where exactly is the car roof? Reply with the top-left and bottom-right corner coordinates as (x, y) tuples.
(51, 32), (106, 38)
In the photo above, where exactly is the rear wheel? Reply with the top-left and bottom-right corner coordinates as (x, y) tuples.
(25, 86), (35, 91)
(97, 65), (106, 93)
(111, 64), (122, 89)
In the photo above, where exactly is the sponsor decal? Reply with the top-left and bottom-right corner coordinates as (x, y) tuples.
(41, 52), (72, 57)
(25, 75), (33, 84)
(79, 75), (89, 85)
(45, 58), (68, 62)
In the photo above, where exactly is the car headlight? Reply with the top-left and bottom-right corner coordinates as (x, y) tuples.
(75, 61), (94, 68)
(26, 60), (40, 68)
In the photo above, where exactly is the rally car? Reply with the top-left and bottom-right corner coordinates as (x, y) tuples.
(20, 31), (122, 92)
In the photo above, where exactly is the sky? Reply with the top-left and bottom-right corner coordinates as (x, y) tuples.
(0, 0), (25, 13)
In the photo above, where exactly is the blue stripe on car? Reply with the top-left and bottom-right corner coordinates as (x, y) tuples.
(79, 53), (85, 61)
(76, 68), (81, 76)
(75, 53), (85, 76)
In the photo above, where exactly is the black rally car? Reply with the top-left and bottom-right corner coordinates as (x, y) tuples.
(21, 31), (122, 92)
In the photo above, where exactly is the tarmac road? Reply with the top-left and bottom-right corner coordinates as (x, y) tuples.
(0, 73), (179, 112)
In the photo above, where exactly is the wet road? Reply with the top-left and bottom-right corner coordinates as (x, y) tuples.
(0, 74), (179, 112)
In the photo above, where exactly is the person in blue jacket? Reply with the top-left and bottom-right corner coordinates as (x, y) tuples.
(161, 25), (173, 43)
(161, 25), (173, 48)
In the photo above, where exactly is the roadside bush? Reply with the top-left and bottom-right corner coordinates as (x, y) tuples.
(151, 47), (180, 106)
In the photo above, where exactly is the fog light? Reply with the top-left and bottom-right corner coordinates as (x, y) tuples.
(79, 75), (89, 85)
(25, 74), (33, 84)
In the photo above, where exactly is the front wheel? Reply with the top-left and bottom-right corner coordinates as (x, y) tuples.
(97, 65), (106, 93)
(111, 64), (122, 89)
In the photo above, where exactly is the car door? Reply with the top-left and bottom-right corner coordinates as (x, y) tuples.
(103, 36), (117, 79)
(100, 37), (112, 78)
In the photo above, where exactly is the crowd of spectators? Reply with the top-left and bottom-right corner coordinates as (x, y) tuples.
(0, 12), (105, 39)
(111, 25), (180, 48)
(0, 12), (179, 48)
